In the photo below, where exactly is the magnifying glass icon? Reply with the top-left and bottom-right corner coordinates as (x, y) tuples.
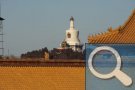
(88, 46), (132, 86)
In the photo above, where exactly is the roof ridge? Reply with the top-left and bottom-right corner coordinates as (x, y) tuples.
(120, 9), (135, 31)
(90, 9), (135, 37)
(88, 8), (135, 43)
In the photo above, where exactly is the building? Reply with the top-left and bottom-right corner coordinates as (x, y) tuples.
(60, 16), (83, 52)
(49, 17), (84, 60)
(88, 9), (135, 44)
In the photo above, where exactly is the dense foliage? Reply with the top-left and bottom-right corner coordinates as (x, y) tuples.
(21, 47), (48, 58)
(50, 48), (83, 60)
(21, 47), (84, 60)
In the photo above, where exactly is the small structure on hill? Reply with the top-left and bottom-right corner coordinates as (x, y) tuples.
(44, 52), (49, 60)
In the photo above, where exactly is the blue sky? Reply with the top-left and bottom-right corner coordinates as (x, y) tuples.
(1, 0), (135, 56)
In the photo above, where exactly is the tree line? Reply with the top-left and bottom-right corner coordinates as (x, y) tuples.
(21, 47), (85, 60)
(21, 47), (48, 59)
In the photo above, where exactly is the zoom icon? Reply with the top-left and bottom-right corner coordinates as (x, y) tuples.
(86, 44), (135, 90)
(88, 46), (132, 86)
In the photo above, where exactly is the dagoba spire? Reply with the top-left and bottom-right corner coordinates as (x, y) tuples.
(70, 16), (74, 29)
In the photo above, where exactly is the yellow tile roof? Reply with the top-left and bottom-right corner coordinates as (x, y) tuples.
(0, 67), (85, 90)
(88, 9), (135, 44)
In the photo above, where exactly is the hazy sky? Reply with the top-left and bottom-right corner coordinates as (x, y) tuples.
(1, 0), (135, 56)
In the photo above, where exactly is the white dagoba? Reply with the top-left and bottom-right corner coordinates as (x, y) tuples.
(63, 16), (83, 52)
